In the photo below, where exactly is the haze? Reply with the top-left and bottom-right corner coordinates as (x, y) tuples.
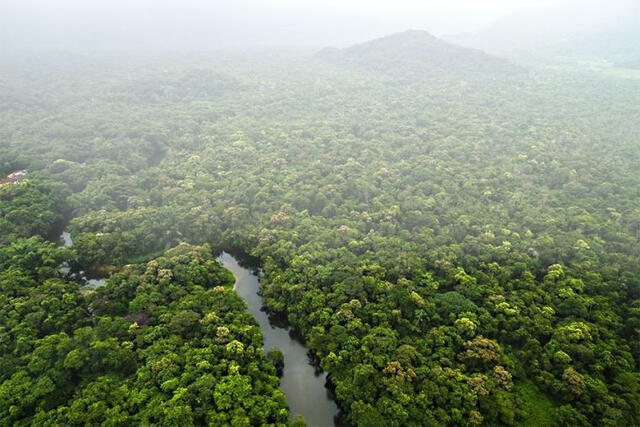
(1, 0), (639, 424)
(1, 0), (555, 50)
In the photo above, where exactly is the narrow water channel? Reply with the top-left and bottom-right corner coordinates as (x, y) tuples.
(218, 252), (339, 427)
(60, 231), (106, 288)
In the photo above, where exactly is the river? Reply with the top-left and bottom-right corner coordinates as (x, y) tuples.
(58, 232), (339, 424)
(218, 252), (340, 427)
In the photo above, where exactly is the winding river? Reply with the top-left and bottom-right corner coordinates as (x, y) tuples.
(58, 232), (338, 424)
(218, 252), (339, 427)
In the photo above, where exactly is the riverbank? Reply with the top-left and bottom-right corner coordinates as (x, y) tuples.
(219, 252), (340, 427)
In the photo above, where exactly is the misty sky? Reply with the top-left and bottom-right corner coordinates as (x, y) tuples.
(0, 0), (558, 50)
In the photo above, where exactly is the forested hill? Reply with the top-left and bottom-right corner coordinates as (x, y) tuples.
(556, 25), (640, 69)
(446, 0), (640, 68)
(315, 30), (522, 79)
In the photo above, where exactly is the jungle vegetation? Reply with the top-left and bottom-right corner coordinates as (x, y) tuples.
(0, 32), (639, 426)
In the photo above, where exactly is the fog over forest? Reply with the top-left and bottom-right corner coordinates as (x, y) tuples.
(0, 0), (638, 426)
(1, 0), (633, 49)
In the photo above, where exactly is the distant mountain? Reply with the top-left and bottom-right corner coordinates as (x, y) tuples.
(556, 25), (640, 68)
(447, 0), (640, 68)
(314, 30), (522, 80)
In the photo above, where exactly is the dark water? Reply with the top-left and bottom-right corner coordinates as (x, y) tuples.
(219, 252), (339, 427)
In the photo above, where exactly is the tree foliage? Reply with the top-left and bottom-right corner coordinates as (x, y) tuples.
(0, 50), (638, 425)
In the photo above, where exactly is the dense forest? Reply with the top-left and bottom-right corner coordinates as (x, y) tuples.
(1, 30), (639, 426)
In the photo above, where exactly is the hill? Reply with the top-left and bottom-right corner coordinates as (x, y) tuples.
(315, 30), (522, 79)
(447, 0), (640, 68)
(557, 25), (640, 68)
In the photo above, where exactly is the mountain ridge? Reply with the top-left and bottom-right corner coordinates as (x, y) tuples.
(314, 30), (523, 80)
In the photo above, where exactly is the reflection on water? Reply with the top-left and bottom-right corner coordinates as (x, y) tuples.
(86, 278), (106, 288)
(219, 252), (339, 427)
(59, 231), (107, 288)
(60, 231), (73, 248)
